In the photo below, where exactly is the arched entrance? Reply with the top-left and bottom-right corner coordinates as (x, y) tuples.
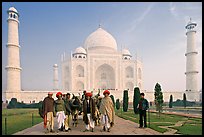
(95, 64), (115, 90)
(76, 81), (84, 91)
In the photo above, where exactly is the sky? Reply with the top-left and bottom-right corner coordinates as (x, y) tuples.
(2, 2), (202, 95)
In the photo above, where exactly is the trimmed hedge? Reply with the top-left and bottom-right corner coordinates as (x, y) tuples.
(133, 87), (140, 114)
(110, 95), (115, 108)
(116, 99), (120, 110)
(7, 98), (42, 109)
(169, 95), (173, 108)
(123, 90), (128, 112)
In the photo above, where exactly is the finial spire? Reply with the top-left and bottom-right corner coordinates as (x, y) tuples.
(98, 19), (102, 28)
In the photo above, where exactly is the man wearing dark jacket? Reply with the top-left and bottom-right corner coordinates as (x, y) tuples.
(82, 92), (96, 132)
(64, 93), (72, 132)
(43, 92), (55, 133)
(137, 93), (149, 128)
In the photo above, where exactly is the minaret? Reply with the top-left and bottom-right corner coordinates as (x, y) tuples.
(185, 18), (199, 101)
(5, 7), (22, 101)
(53, 64), (59, 90)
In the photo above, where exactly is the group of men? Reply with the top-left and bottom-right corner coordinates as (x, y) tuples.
(42, 89), (115, 133)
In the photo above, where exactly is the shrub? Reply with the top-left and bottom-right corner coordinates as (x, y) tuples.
(169, 95), (173, 108)
(7, 98), (18, 109)
(116, 99), (120, 110)
(123, 90), (128, 112)
(110, 95), (115, 108)
(133, 87), (140, 114)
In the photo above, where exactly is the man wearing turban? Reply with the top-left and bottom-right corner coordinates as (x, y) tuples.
(43, 92), (55, 133)
(55, 92), (66, 132)
(82, 92), (96, 132)
(99, 90), (115, 132)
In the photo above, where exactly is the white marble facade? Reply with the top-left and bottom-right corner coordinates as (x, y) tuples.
(4, 7), (200, 103)
(61, 27), (143, 94)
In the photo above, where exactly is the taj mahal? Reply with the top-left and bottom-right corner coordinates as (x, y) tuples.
(3, 7), (200, 103)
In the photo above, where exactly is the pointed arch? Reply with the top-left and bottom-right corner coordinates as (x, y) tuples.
(126, 66), (133, 78)
(76, 81), (84, 91)
(76, 65), (84, 77)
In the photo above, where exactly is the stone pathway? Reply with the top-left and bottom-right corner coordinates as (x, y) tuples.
(14, 115), (161, 135)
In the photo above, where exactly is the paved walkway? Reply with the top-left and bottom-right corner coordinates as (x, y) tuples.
(14, 115), (161, 135)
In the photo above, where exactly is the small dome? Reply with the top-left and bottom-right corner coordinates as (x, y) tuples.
(8, 7), (18, 13)
(74, 47), (87, 54)
(53, 64), (58, 67)
(185, 18), (197, 29)
(84, 27), (117, 51)
(122, 49), (131, 56)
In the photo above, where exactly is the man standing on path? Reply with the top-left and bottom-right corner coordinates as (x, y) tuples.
(99, 90), (115, 132)
(82, 92), (96, 132)
(42, 92), (55, 133)
(137, 93), (149, 128)
(55, 92), (66, 132)
(64, 93), (73, 132)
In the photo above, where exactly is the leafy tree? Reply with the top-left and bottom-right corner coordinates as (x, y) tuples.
(116, 99), (120, 110)
(123, 90), (129, 112)
(154, 83), (164, 117)
(110, 95), (115, 108)
(133, 87), (140, 114)
(183, 93), (187, 108)
(169, 95), (173, 108)
(7, 98), (17, 109)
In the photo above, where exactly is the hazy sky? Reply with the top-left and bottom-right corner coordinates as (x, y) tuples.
(2, 2), (202, 93)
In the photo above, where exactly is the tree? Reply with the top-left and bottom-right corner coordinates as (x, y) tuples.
(154, 83), (164, 117)
(110, 95), (115, 108)
(183, 93), (187, 108)
(116, 99), (120, 110)
(7, 98), (17, 109)
(169, 95), (173, 108)
(123, 90), (129, 112)
(133, 87), (140, 114)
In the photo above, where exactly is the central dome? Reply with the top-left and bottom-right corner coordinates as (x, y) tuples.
(84, 27), (117, 51)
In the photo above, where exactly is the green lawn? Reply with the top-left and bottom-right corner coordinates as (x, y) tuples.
(2, 108), (43, 135)
(171, 123), (202, 135)
(115, 108), (202, 135)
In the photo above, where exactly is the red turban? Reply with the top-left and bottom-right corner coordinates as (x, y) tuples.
(85, 92), (92, 97)
(56, 92), (62, 97)
(103, 90), (110, 95)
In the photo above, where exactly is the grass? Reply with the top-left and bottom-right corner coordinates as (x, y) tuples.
(2, 108), (43, 135)
(115, 108), (202, 135)
(171, 123), (202, 135)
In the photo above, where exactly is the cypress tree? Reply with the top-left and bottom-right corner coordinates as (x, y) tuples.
(133, 87), (140, 114)
(154, 83), (164, 117)
(169, 95), (173, 108)
(110, 95), (115, 108)
(183, 93), (187, 108)
(123, 90), (129, 112)
(116, 99), (120, 110)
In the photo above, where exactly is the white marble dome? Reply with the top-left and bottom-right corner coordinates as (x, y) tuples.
(84, 27), (117, 51)
(122, 49), (131, 56)
(8, 7), (18, 13)
(74, 47), (87, 54)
